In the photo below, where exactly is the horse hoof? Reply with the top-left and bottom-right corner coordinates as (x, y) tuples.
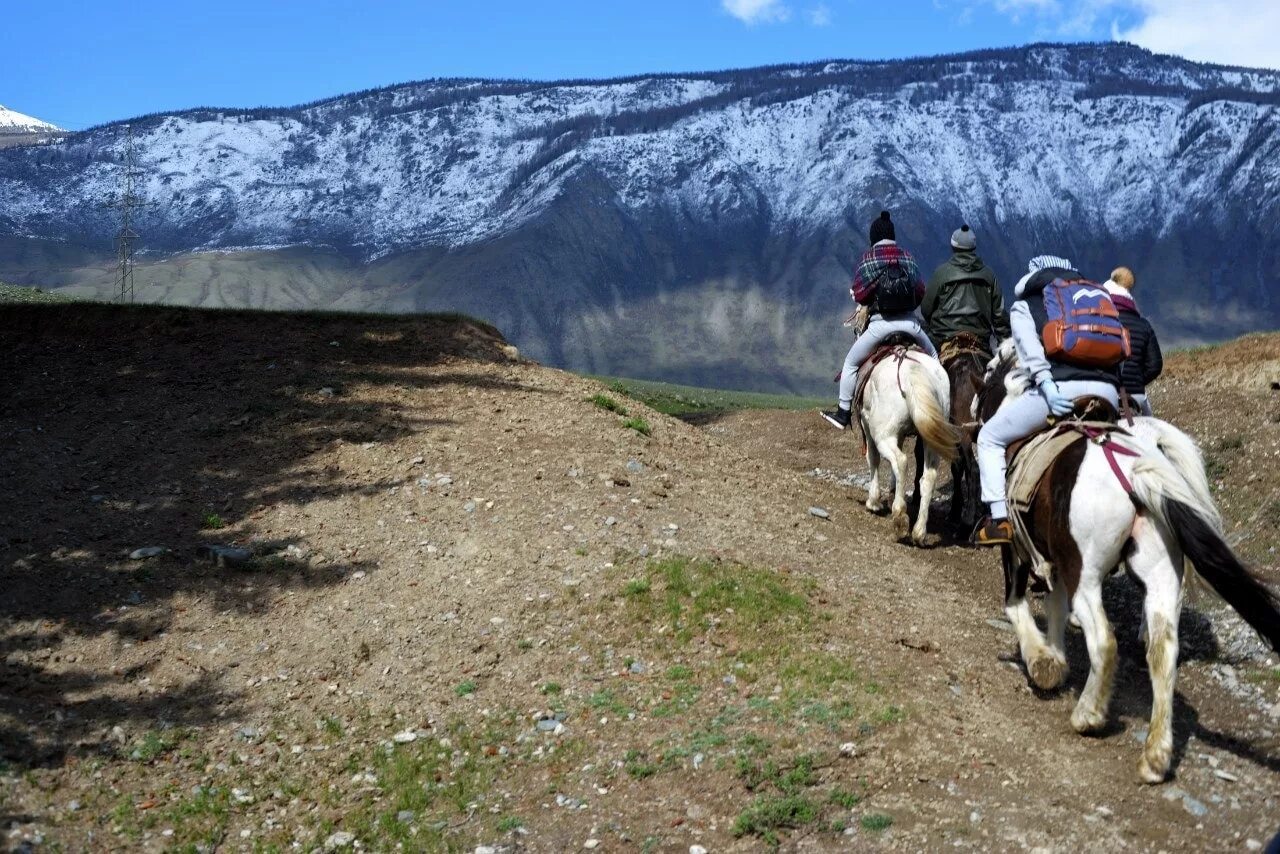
(1070, 707), (1108, 735)
(911, 530), (928, 547)
(865, 500), (883, 513)
(1137, 751), (1170, 784)
(892, 510), (908, 534)
(1028, 654), (1068, 690)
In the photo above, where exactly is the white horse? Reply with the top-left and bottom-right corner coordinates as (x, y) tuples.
(977, 342), (1280, 783)
(859, 343), (960, 545)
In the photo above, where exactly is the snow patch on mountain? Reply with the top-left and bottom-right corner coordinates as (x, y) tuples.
(0, 105), (62, 135)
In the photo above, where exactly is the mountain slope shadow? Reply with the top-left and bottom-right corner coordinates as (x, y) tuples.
(0, 303), (525, 768)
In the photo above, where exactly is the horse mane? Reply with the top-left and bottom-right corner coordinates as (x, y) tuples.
(976, 338), (1029, 421)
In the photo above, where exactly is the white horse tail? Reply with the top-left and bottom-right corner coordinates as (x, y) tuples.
(1130, 455), (1280, 652)
(1129, 418), (1221, 532)
(904, 362), (960, 463)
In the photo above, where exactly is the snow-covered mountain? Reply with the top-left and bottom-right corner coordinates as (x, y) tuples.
(2, 42), (1278, 391)
(0, 105), (62, 143)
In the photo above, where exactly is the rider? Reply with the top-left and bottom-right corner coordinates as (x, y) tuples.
(1104, 267), (1163, 416)
(973, 255), (1122, 546)
(921, 224), (1011, 352)
(822, 210), (937, 430)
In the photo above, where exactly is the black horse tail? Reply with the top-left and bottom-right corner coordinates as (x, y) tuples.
(1167, 499), (1280, 652)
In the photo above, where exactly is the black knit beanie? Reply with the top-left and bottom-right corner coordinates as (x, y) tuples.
(869, 210), (895, 244)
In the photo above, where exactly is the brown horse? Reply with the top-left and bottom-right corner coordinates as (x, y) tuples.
(939, 332), (989, 533)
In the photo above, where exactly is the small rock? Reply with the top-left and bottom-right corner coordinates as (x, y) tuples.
(408, 456), (425, 467)
(626, 460), (644, 473)
(318, 387), (337, 398)
(1246, 839), (1263, 852)
(231, 788), (254, 805)
(692, 752), (705, 770)
(985, 618), (1014, 633)
(629, 661), (646, 674)
(1213, 769), (1238, 782)
(840, 742), (856, 757)
(237, 726), (262, 741)
(324, 831), (355, 850)
(535, 719), (559, 732)
(396, 810), (415, 823)
(195, 545), (253, 569)
(691, 847), (709, 854)
(464, 501), (477, 513)
(605, 516), (618, 527)
(392, 731), (418, 744)
(67, 800), (81, 812)
(808, 506), (831, 519)
(584, 841), (600, 850)
(129, 546), (168, 560)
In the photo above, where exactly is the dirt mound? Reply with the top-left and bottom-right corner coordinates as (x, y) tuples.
(1, 309), (1277, 852)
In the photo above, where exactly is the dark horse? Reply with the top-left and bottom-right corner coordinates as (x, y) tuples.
(939, 332), (989, 533)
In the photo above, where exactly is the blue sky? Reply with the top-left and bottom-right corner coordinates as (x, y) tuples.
(4, 0), (1276, 130)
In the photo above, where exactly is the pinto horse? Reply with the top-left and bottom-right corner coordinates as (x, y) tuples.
(976, 341), (1280, 782)
(858, 337), (961, 545)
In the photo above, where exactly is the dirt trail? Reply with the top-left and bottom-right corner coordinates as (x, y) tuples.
(1, 307), (1277, 852)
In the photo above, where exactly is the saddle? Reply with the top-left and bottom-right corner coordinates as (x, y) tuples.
(851, 333), (921, 414)
(939, 332), (990, 368)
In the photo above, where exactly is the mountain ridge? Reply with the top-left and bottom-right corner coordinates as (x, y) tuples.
(2, 41), (1278, 392)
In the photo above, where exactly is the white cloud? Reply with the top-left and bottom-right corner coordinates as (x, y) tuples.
(1116, 1), (1280, 70)
(807, 4), (833, 26)
(979, 0), (1280, 70)
(722, 0), (791, 25)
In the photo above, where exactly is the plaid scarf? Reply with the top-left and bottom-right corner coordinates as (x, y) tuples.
(851, 242), (926, 307)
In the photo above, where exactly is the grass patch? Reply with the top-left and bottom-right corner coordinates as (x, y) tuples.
(623, 556), (811, 645)
(496, 815), (524, 832)
(624, 749), (659, 779)
(861, 812), (894, 832)
(129, 729), (183, 762)
(588, 393), (628, 415)
(0, 283), (77, 304)
(540, 682), (562, 696)
(588, 690), (631, 716)
(455, 680), (477, 697)
(592, 375), (826, 419)
(622, 416), (652, 437)
(829, 788), (861, 809)
(733, 794), (820, 845)
(622, 578), (651, 596)
(200, 512), (225, 530)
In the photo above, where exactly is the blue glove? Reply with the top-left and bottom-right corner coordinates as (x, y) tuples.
(1039, 380), (1075, 417)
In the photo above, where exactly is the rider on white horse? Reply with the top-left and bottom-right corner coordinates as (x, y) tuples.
(822, 210), (938, 430)
(973, 255), (1122, 546)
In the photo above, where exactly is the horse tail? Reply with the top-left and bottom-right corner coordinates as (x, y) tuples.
(1131, 457), (1280, 652)
(904, 362), (961, 463)
(1129, 418), (1221, 531)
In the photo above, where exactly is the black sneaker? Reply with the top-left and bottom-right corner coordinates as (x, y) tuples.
(821, 408), (852, 430)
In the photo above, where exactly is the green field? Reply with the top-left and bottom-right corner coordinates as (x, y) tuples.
(592, 374), (826, 418)
(0, 282), (79, 304)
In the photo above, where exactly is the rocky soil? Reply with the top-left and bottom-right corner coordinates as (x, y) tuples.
(1, 306), (1277, 852)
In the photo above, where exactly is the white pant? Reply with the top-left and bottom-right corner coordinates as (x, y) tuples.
(838, 315), (937, 407)
(976, 380), (1120, 518)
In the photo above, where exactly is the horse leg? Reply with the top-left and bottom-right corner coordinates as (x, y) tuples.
(881, 436), (910, 535)
(1005, 572), (1064, 691)
(1069, 575), (1117, 734)
(911, 445), (939, 546)
(1126, 518), (1183, 783)
(864, 423), (883, 513)
(948, 456), (964, 529)
(1034, 580), (1070, 690)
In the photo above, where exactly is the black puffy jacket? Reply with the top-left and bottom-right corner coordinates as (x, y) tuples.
(1114, 296), (1163, 395)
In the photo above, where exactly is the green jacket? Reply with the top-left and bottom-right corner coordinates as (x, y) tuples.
(921, 251), (1011, 347)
